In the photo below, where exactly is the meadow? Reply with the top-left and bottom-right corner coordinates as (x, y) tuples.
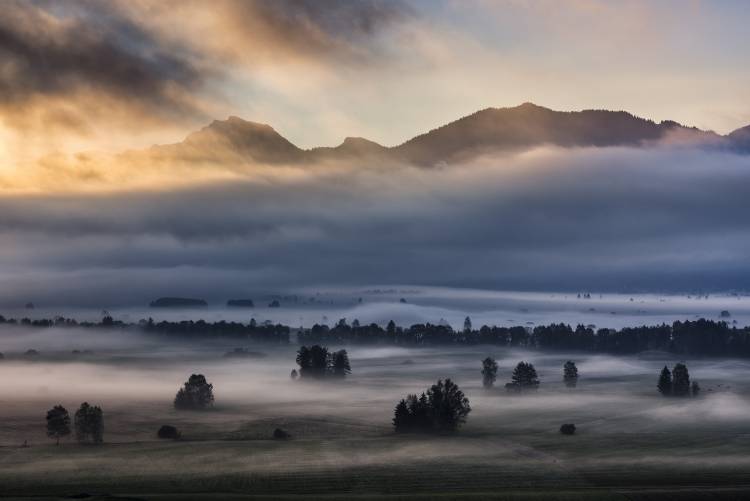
(1, 323), (750, 500)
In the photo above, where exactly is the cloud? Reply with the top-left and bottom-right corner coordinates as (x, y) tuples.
(0, 1), (208, 131)
(0, 145), (749, 305)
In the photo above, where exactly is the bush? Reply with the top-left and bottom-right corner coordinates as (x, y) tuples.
(157, 425), (181, 440)
(560, 423), (576, 435)
(273, 428), (291, 439)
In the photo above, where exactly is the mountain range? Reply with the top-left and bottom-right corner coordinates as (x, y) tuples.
(146, 103), (750, 167)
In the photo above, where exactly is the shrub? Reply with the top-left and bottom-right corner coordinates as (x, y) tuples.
(157, 425), (181, 440)
(273, 428), (291, 439)
(560, 423), (576, 435)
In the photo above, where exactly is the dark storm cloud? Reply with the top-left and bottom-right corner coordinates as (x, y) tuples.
(1, 146), (750, 306)
(0, 1), (203, 123)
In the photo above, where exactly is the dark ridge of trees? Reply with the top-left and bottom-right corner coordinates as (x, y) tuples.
(174, 374), (215, 410)
(157, 425), (181, 440)
(295, 345), (351, 379)
(506, 362), (540, 392)
(74, 402), (103, 444)
(3, 314), (750, 358)
(481, 357), (498, 388)
(563, 361), (579, 388)
(46, 405), (71, 445)
(393, 379), (471, 433)
(657, 363), (699, 398)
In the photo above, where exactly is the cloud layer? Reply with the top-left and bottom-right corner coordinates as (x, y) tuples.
(0, 145), (749, 305)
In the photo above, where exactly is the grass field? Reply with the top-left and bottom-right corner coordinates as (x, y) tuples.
(2, 331), (750, 499)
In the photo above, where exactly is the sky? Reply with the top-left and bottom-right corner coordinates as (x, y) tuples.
(1, 0), (750, 306)
(1, 0), (750, 168)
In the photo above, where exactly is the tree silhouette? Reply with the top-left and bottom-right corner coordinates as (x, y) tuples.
(691, 380), (701, 397)
(74, 402), (103, 444)
(296, 345), (329, 378)
(392, 399), (411, 432)
(174, 374), (214, 409)
(46, 405), (70, 445)
(657, 366), (672, 396)
(393, 379), (471, 433)
(506, 361), (540, 392)
(330, 349), (351, 378)
(672, 363), (691, 397)
(463, 316), (472, 333)
(290, 369), (298, 380)
(563, 361), (579, 388)
(481, 357), (498, 388)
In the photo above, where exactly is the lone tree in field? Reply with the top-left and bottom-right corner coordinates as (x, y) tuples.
(46, 405), (71, 445)
(657, 366), (672, 396)
(506, 361), (540, 392)
(393, 379), (471, 433)
(671, 363), (691, 397)
(330, 349), (351, 378)
(74, 402), (103, 444)
(174, 374), (215, 410)
(691, 380), (701, 397)
(563, 361), (579, 388)
(481, 357), (498, 388)
(463, 316), (472, 333)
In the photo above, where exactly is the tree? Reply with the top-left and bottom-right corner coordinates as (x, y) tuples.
(392, 380), (471, 433)
(563, 361), (579, 388)
(74, 402), (103, 444)
(393, 399), (411, 432)
(427, 379), (472, 432)
(463, 316), (472, 333)
(290, 369), (299, 380)
(481, 357), (498, 388)
(174, 374), (214, 409)
(691, 380), (701, 397)
(46, 405), (71, 445)
(296, 345), (329, 378)
(672, 363), (691, 397)
(657, 366), (672, 396)
(506, 361), (539, 392)
(330, 349), (351, 378)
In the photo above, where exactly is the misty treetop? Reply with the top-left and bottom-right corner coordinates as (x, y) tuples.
(295, 345), (351, 379)
(563, 361), (579, 388)
(481, 357), (498, 388)
(74, 402), (103, 444)
(46, 405), (71, 445)
(174, 374), (215, 410)
(506, 361), (540, 392)
(393, 379), (471, 433)
(658, 363), (699, 398)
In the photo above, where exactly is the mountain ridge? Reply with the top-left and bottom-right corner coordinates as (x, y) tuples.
(150, 103), (750, 166)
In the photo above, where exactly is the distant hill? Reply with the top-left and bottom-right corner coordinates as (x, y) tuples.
(728, 124), (750, 152)
(149, 297), (208, 308)
(142, 103), (748, 167)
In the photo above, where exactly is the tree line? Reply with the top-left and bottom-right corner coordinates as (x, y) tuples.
(3, 314), (748, 358)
